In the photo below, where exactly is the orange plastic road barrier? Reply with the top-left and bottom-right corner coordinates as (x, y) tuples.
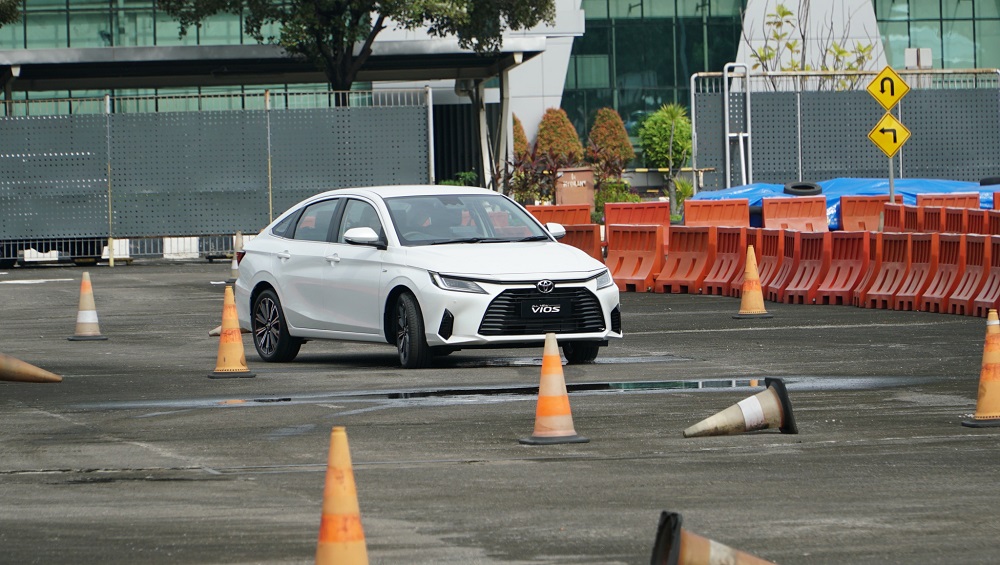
(683, 378), (797, 437)
(919, 234), (966, 313)
(729, 228), (760, 297)
(561, 224), (604, 263)
(525, 204), (591, 226)
(752, 229), (785, 298)
(882, 203), (903, 231)
(943, 207), (970, 234)
(0, 353), (62, 383)
(894, 232), (940, 311)
(973, 236), (1000, 317)
(839, 194), (894, 231)
(865, 233), (912, 309)
(765, 230), (802, 303)
(520, 333), (589, 445)
(316, 426), (369, 565)
(68, 271), (108, 341)
(702, 227), (747, 296)
(950, 234), (992, 316)
(967, 208), (988, 235)
(782, 231), (832, 305)
(733, 246), (771, 319)
(209, 286), (255, 378)
(901, 204), (923, 232)
(922, 206), (945, 233)
(853, 232), (884, 308)
(918, 192), (981, 209)
(816, 231), (870, 306)
(989, 210), (1000, 235)
(604, 201), (672, 251)
(605, 224), (665, 292)
(962, 310), (1000, 428)
(650, 511), (777, 565)
(683, 198), (750, 227)
(653, 226), (717, 294)
(762, 195), (828, 231)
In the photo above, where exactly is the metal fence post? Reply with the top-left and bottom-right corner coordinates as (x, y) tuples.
(105, 93), (114, 267)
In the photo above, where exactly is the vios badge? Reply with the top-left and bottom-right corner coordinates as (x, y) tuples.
(536, 279), (555, 294)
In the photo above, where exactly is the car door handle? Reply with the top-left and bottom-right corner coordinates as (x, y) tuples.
(325, 254), (341, 263)
(277, 251), (291, 260)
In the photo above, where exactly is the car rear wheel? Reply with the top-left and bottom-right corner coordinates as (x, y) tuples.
(563, 342), (600, 364)
(396, 292), (431, 369)
(252, 289), (301, 362)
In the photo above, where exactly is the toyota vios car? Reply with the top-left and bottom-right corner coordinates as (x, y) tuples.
(235, 185), (622, 369)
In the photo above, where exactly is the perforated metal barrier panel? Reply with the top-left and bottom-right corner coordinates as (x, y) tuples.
(0, 104), (429, 243)
(694, 88), (1000, 191)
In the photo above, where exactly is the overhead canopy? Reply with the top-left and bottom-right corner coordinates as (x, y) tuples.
(0, 37), (545, 91)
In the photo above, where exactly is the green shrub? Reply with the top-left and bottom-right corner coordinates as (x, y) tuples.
(587, 108), (634, 166)
(593, 179), (640, 223)
(638, 103), (692, 170)
(439, 171), (478, 186)
(513, 114), (529, 160)
(535, 108), (584, 167)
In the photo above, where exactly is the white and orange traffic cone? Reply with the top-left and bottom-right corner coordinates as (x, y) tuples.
(733, 246), (772, 319)
(0, 353), (62, 383)
(519, 333), (589, 445)
(683, 378), (797, 438)
(963, 309), (1000, 428)
(208, 285), (255, 379)
(316, 426), (369, 565)
(650, 511), (777, 565)
(68, 271), (108, 341)
(226, 231), (243, 284)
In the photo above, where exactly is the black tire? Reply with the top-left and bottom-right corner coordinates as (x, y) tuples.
(783, 182), (822, 196)
(563, 342), (600, 364)
(980, 177), (1000, 186)
(251, 289), (301, 362)
(396, 292), (431, 369)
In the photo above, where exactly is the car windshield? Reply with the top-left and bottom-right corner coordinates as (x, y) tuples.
(385, 194), (550, 247)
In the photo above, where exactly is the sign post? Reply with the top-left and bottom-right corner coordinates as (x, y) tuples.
(867, 66), (911, 201)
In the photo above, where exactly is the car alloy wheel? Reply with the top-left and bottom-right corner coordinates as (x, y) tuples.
(252, 289), (301, 362)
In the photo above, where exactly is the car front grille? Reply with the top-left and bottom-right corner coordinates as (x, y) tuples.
(478, 287), (606, 336)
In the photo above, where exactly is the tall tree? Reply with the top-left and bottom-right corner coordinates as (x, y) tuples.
(156, 0), (555, 91)
(0, 0), (19, 27)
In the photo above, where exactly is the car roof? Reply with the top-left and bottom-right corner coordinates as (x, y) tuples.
(309, 185), (501, 200)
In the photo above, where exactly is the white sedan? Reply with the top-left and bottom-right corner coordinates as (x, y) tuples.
(235, 185), (622, 368)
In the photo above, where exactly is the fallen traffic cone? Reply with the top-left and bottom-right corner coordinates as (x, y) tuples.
(519, 333), (589, 445)
(650, 511), (776, 565)
(208, 285), (255, 379)
(68, 271), (108, 341)
(0, 353), (62, 383)
(316, 426), (369, 565)
(683, 378), (797, 438)
(733, 246), (772, 319)
(962, 309), (1000, 428)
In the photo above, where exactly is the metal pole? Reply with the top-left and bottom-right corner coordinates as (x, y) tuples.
(425, 85), (435, 185)
(105, 94), (114, 268)
(888, 154), (895, 203)
(265, 90), (273, 223)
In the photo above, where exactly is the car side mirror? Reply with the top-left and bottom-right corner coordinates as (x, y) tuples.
(545, 222), (566, 240)
(344, 227), (385, 249)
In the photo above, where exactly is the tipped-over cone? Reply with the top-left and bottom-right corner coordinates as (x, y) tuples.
(316, 427), (368, 565)
(963, 309), (1000, 428)
(733, 246), (772, 319)
(519, 333), (589, 445)
(0, 353), (62, 383)
(650, 511), (777, 565)
(683, 378), (797, 438)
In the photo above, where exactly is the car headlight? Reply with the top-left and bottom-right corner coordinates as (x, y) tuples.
(430, 272), (487, 294)
(595, 269), (614, 289)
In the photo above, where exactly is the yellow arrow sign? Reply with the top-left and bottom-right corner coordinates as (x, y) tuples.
(867, 66), (910, 111)
(868, 113), (911, 158)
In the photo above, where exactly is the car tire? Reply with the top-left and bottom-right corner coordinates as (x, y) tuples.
(396, 292), (431, 369)
(563, 342), (600, 364)
(783, 182), (822, 196)
(980, 177), (1000, 186)
(251, 289), (302, 362)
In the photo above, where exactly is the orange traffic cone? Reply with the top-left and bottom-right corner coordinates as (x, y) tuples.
(683, 378), (797, 438)
(519, 333), (589, 445)
(651, 511), (777, 565)
(733, 246), (772, 319)
(962, 309), (1000, 428)
(0, 353), (62, 383)
(208, 285), (255, 379)
(316, 426), (369, 565)
(68, 271), (108, 341)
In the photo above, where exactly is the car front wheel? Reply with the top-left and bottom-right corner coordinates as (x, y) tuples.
(396, 292), (431, 369)
(563, 342), (600, 364)
(252, 289), (302, 362)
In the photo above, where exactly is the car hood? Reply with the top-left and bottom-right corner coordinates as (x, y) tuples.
(404, 241), (603, 278)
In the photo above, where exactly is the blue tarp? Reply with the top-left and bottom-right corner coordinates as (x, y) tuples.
(689, 178), (994, 230)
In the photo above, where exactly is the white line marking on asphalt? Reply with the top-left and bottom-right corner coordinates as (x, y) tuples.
(0, 278), (74, 285)
(628, 322), (951, 335)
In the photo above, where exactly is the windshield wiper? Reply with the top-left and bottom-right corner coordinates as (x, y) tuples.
(430, 237), (507, 245)
(516, 235), (550, 242)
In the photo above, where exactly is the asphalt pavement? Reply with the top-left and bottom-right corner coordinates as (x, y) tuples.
(1, 261), (998, 564)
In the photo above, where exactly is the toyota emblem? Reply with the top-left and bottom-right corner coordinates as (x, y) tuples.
(536, 280), (555, 294)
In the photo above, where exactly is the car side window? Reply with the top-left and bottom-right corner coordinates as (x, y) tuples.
(292, 199), (340, 242)
(337, 200), (384, 243)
